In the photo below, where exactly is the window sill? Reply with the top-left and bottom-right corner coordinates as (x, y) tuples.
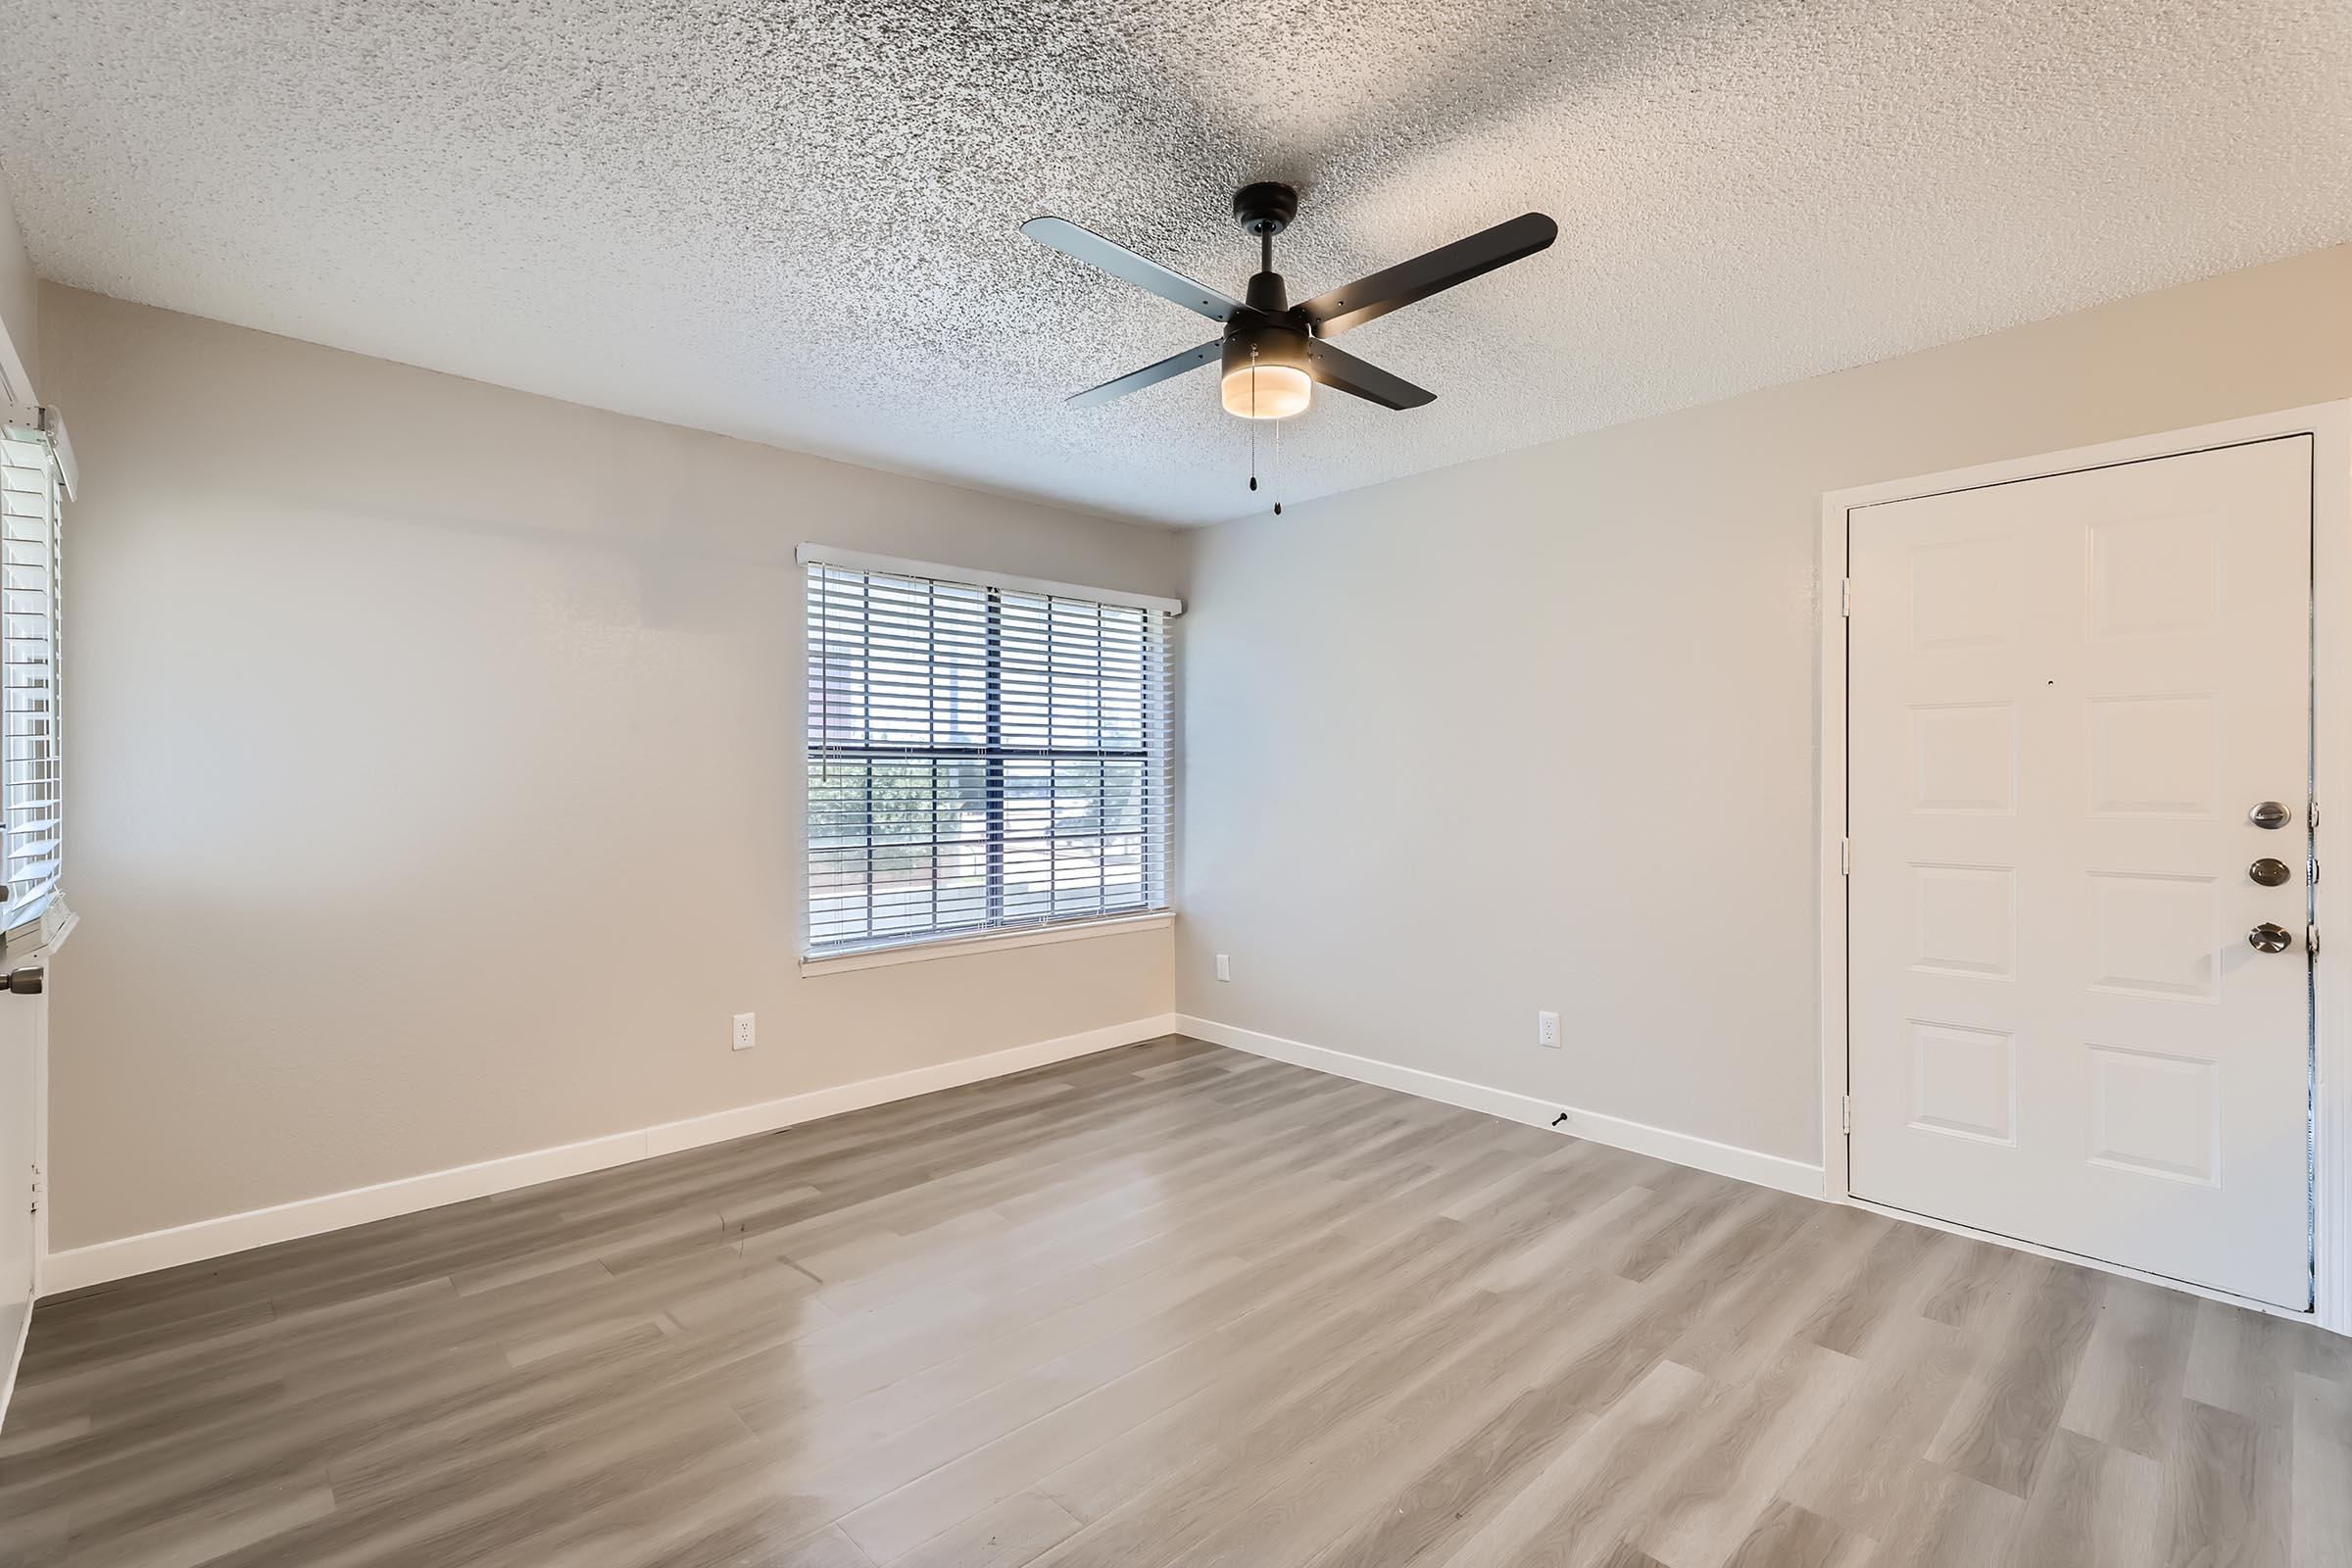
(800, 911), (1173, 977)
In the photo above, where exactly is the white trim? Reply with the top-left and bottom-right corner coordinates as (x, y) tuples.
(26, 943), (47, 1299)
(39, 1012), (1178, 1298)
(2308, 406), (2352, 1338)
(1820, 402), (2352, 1337)
(796, 544), (1183, 616)
(1177, 1014), (1826, 1200)
(1821, 483), (1851, 1212)
(0, 1300), (26, 1435)
(802, 912), (1173, 975)
(1824, 405), (2345, 507)
(2, 921), (60, 1424)
(0, 306), (32, 411)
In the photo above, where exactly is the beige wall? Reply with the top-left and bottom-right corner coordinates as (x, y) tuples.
(40, 285), (1183, 1250)
(1177, 244), (2352, 1169)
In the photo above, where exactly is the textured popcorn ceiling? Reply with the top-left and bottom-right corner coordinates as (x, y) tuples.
(2, 2), (2348, 526)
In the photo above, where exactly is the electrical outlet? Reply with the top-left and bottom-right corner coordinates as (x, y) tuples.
(1214, 954), (1231, 983)
(1537, 1010), (1561, 1049)
(732, 1012), (757, 1052)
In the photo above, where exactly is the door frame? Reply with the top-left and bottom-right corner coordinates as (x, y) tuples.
(1819, 401), (2352, 1335)
(0, 913), (62, 1430)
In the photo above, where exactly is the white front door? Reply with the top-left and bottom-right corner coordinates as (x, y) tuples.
(0, 969), (36, 1406)
(1847, 435), (2314, 1310)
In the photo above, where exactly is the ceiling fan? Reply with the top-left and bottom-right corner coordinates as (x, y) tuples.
(1022, 182), (1557, 420)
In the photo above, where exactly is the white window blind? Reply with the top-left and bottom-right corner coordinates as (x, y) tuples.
(0, 419), (60, 931)
(804, 554), (1173, 956)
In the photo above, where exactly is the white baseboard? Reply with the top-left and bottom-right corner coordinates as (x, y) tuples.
(40, 1013), (1178, 1298)
(1176, 1014), (1826, 1200)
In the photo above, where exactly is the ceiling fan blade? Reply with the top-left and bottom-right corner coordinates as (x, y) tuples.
(1023, 217), (1249, 323)
(1066, 341), (1222, 408)
(1304, 339), (1435, 411)
(1298, 212), (1558, 337)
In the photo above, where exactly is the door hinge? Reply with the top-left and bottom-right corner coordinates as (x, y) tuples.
(1840, 577), (1851, 617)
(2313, 798), (2322, 831)
(27, 1162), (39, 1216)
(2309, 923), (2322, 957)
(1840, 1094), (1852, 1134)
(1839, 837), (1851, 875)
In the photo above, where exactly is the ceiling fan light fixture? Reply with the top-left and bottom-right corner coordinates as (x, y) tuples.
(1221, 362), (1311, 419)
(1220, 323), (1311, 419)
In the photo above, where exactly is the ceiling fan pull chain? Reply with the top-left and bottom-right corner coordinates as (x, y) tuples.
(1248, 347), (1260, 491)
(1273, 418), (1283, 515)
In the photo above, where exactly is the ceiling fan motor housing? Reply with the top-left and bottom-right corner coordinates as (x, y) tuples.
(1229, 265), (1306, 363)
(1222, 312), (1309, 384)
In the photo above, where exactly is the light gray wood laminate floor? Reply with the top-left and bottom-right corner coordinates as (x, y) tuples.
(4, 1037), (2348, 1566)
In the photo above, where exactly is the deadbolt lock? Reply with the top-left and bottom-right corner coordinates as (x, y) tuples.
(2249, 922), (2294, 954)
(2249, 801), (2293, 830)
(2249, 857), (2294, 887)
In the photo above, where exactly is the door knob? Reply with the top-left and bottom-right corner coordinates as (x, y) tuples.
(2250, 858), (2294, 887)
(2249, 801), (2294, 830)
(2248, 922), (2294, 954)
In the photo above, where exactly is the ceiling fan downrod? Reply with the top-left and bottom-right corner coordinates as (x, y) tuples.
(1232, 183), (1305, 512)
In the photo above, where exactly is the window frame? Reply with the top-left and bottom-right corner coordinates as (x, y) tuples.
(0, 403), (69, 952)
(796, 545), (1180, 969)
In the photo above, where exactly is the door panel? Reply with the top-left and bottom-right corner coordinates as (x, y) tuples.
(1848, 436), (2313, 1309)
(0, 978), (35, 1398)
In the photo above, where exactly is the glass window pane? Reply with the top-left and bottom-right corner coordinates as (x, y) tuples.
(806, 563), (1165, 951)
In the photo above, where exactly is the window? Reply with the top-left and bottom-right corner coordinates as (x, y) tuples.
(0, 415), (61, 933)
(802, 548), (1176, 956)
